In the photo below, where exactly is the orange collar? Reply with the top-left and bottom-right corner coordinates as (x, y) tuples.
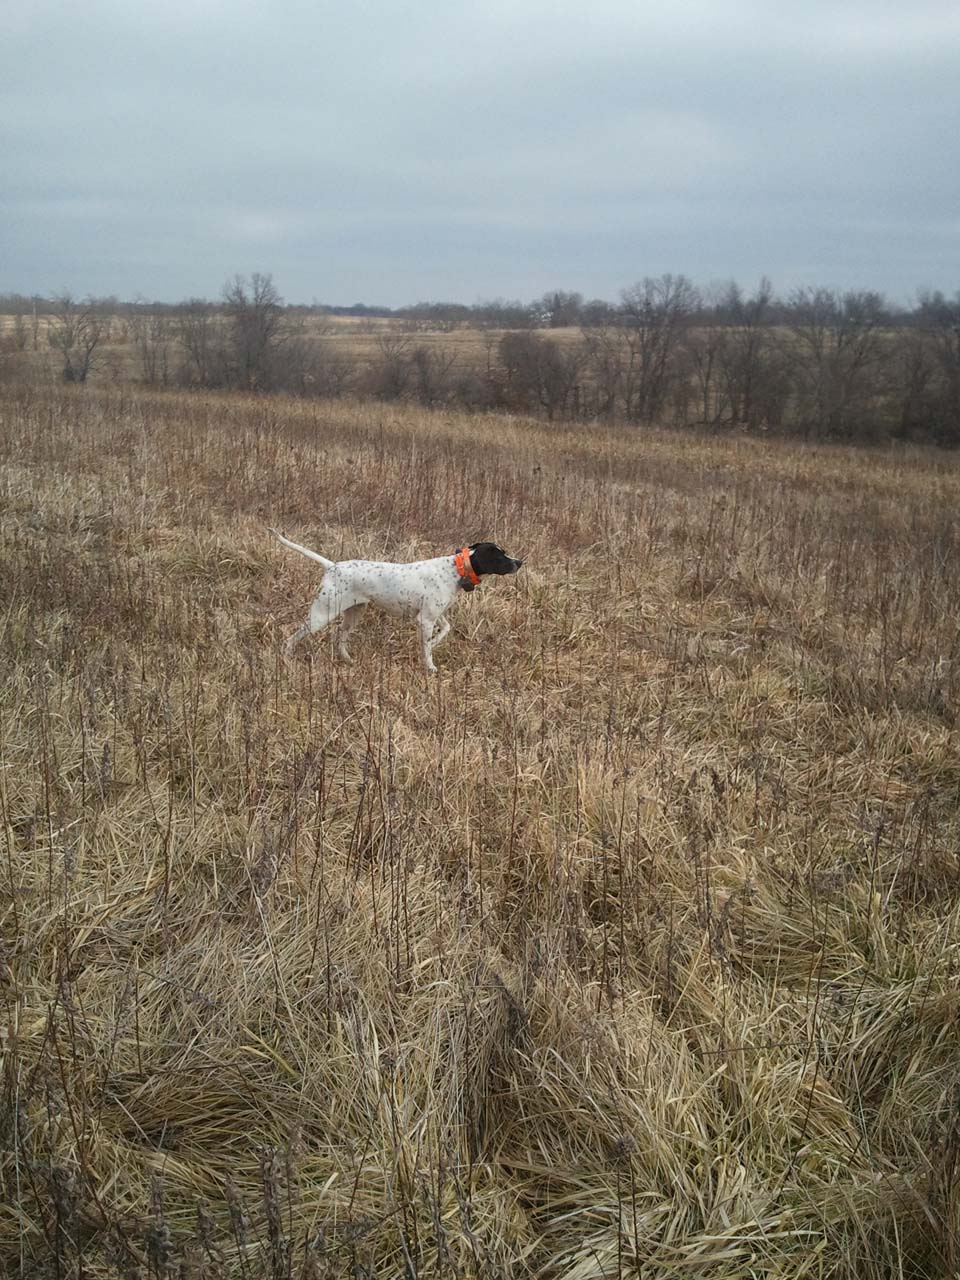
(454, 546), (480, 587)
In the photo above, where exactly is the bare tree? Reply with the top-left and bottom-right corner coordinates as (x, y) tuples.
(127, 300), (172, 385)
(683, 285), (732, 427)
(472, 298), (537, 329)
(580, 320), (625, 419)
(895, 332), (937, 440)
(222, 273), (290, 391)
(175, 299), (222, 387)
(787, 288), (887, 437)
(619, 275), (699, 423)
(915, 291), (960, 444)
(48, 293), (107, 383)
(716, 278), (778, 428)
(581, 298), (618, 326)
(539, 290), (583, 328)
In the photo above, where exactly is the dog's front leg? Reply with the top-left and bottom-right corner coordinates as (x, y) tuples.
(431, 617), (451, 655)
(418, 612), (443, 673)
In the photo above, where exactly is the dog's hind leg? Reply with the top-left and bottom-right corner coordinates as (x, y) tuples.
(284, 621), (313, 655)
(284, 590), (351, 657)
(337, 605), (365, 664)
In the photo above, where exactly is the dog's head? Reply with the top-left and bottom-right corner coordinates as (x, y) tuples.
(468, 542), (524, 577)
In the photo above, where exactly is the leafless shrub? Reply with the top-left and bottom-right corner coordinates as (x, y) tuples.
(410, 343), (457, 407)
(12, 312), (28, 352)
(498, 330), (583, 419)
(369, 332), (413, 400)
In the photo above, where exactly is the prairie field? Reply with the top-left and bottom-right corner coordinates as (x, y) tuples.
(2, 383), (960, 1279)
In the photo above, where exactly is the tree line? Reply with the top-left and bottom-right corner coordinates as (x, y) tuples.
(2, 273), (959, 443)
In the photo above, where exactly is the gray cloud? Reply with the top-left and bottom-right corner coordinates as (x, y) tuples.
(2, 0), (958, 304)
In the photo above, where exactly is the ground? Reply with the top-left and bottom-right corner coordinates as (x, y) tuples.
(2, 383), (959, 1278)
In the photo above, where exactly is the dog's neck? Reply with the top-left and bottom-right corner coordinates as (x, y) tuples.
(454, 547), (480, 591)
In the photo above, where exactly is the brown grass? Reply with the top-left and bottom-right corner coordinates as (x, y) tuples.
(2, 383), (960, 1278)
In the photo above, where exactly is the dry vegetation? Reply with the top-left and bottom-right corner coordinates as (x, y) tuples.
(0, 307), (520, 383)
(5, 280), (959, 444)
(2, 382), (960, 1278)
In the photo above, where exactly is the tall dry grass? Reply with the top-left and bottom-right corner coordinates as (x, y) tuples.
(2, 383), (959, 1278)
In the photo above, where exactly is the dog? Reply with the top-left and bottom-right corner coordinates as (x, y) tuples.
(270, 530), (523, 671)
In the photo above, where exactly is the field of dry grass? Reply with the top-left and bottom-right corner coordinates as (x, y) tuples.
(2, 383), (960, 1278)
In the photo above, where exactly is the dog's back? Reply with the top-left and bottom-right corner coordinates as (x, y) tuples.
(320, 556), (454, 618)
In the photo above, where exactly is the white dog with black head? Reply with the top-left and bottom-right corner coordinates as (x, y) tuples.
(270, 530), (523, 672)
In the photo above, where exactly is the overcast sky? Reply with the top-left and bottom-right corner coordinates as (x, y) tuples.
(3, 0), (958, 308)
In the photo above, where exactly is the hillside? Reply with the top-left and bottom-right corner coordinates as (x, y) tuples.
(2, 384), (960, 1278)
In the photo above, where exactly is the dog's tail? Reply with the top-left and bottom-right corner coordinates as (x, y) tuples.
(268, 528), (335, 569)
